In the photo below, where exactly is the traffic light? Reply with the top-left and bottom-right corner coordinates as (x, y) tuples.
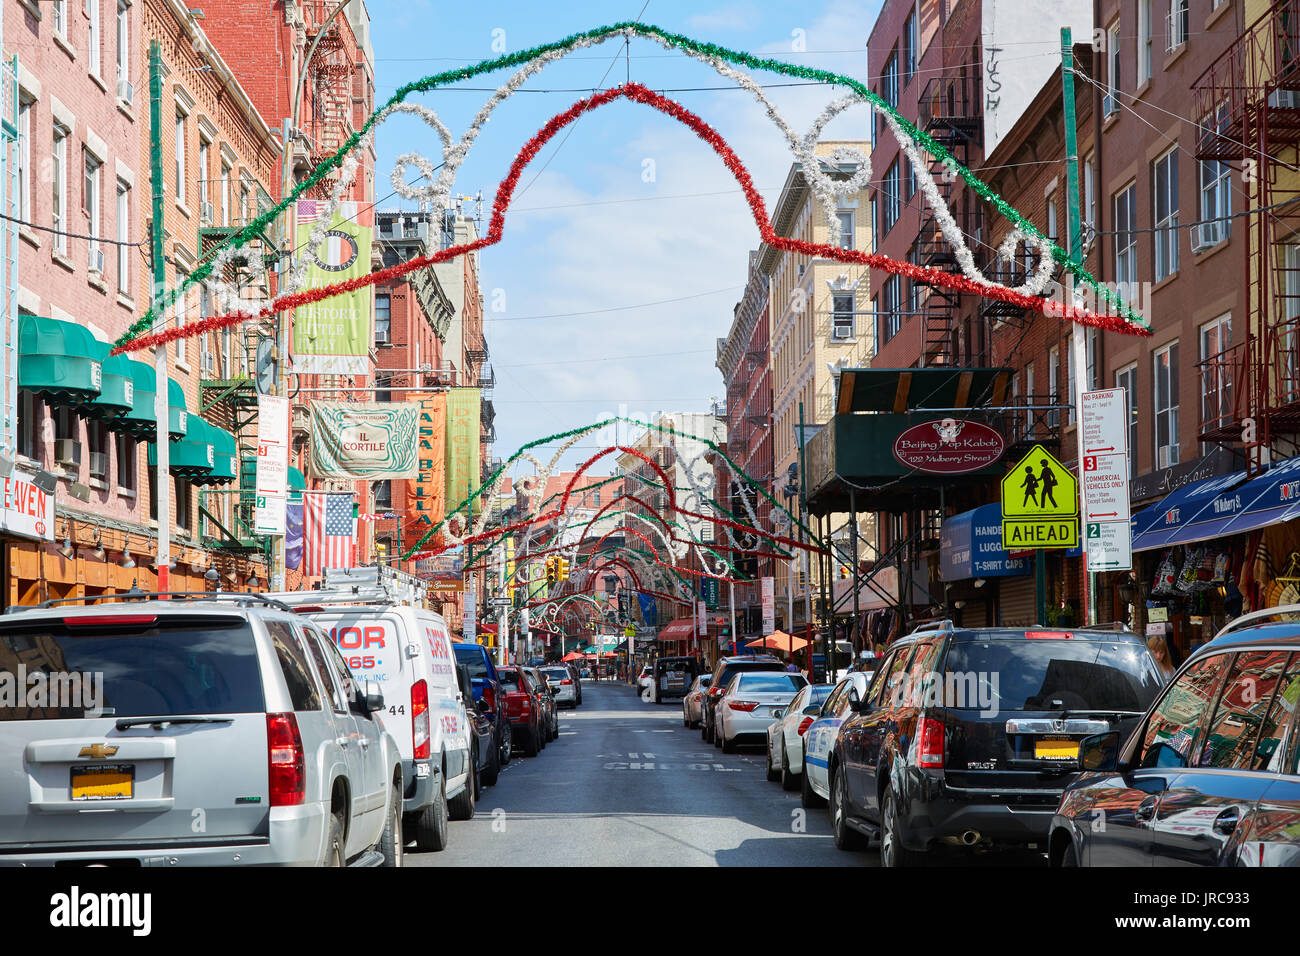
(557, 557), (570, 581)
(545, 558), (557, 586)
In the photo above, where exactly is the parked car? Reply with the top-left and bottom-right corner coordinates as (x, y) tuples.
(701, 655), (786, 744)
(526, 666), (560, 742)
(280, 594), (476, 849)
(801, 673), (874, 809)
(452, 640), (512, 772)
(766, 683), (836, 790)
(636, 664), (655, 696)
(1050, 608), (1300, 867)
(0, 594), (403, 867)
(498, 666), (546, 756)
(714, 671), (808, 752)
(653, 656), (700, 704)
(682, 674), (713, 728)
(563, 662), (583, 705)
(541, 665), (579, 708)
(458, 664), (493, 799)
(829, 621), (1164, 865)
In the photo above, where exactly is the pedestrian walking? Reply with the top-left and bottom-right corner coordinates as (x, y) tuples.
(1039, 459), (1060, 509)
(1019, 465), (1040, 508)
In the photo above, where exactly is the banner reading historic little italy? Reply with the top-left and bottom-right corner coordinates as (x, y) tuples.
(307, 401), (421, 479)
(445, 388), (482, 518)
(292, 200), (373, 374)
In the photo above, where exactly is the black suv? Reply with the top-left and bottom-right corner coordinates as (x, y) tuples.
(701, 654), (785, 744)
(1050, 608), (1300, 867)
(827, 621), (1164, 865)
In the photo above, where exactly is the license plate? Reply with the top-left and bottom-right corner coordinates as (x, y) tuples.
(71, 764), (134, 800)
(1034, 739), (1079, 761)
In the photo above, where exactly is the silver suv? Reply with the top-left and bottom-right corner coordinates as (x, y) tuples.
(0, 593), (404, 867)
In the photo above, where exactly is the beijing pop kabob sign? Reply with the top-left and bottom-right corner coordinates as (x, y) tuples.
(892, 419), (1006, 475)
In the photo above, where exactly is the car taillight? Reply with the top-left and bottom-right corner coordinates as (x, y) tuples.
(412, 679), (430, 760)
(61, 614), (158, 627)
(918, 717), (945, 769)
(266, 713), (305, 806)
(561, 679), (572, 685)
(797, 717), (815, 736)
(727, 700), (759, 712)
(482, 685), (496, 713)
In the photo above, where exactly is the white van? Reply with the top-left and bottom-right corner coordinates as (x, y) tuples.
(271, 569), (473, 852)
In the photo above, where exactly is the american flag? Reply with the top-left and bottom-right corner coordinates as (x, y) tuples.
(304, 492), (356, 576)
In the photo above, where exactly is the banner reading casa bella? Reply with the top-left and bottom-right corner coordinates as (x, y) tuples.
(445, 388), (482, 518)
(308, 401), (420, 479)
(411, 392), (446, 536)
(293, 200), (372, 375)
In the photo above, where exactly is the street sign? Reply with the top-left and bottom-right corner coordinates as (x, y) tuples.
(1080, 388), (1131, 524)
(488, 597), (511, 607)
(1085, 520), (1132, 571)
(1000, 444), (1078, 549)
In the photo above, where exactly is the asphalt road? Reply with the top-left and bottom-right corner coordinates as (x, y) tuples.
(408, 681), (1045, 867)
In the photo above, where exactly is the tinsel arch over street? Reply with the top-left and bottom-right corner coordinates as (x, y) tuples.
(110, 22), (1151, 356)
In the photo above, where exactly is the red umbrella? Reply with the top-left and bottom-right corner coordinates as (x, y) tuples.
(746, 630), (809, 654)
(561, 651), (583, 661)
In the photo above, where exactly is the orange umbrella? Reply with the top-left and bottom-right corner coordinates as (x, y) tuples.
(745, 630), (809, 653)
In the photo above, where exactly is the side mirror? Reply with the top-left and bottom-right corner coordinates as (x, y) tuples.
(847, 696), (866, 713)
(1079, 731), (1120, 772)
(802, 704), (822, 716)
(362, 679), (385, 715)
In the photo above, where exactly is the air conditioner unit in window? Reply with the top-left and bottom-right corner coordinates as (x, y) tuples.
(56, 439), (82, 468)
(1158, 445), (1178, 469)
(88, 248), (105, 274)
(1269, 89), (1300, 110)
(117, 78), (134, 106)
(199, 201), (214, 223)
(375, 328), (390, 345)
(1102, 92), (1119, 118)
(1191, 220), (1229, 252)
(88, 451), (108, 480)
(832, 323), (855, 340)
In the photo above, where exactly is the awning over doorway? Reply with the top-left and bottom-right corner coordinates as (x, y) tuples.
(657, 618), (696, 641)
(17, 314), (104, 404)
(940, 502), (1031, 581)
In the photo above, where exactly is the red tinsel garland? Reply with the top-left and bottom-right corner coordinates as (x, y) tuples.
(112, 82), (1147, 356)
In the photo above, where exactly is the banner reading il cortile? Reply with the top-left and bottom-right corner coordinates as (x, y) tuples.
(292, 200), (372, 375)
(308, 401), (421, 480)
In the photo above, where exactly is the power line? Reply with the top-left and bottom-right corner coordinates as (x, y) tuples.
(484, 286), (740, 323)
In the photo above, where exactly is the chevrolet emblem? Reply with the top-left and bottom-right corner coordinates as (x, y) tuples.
(78, 744), (119, 759)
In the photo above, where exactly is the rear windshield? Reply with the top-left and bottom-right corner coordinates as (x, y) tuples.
(943, 639), (1164, 713)
(0, 619), (265, 720)
(542, 669), (568, 680)
(718, 661), (784, 687)
(498, 669), (524, 688)
(736, 673), (808, 694)
(453, 643), (490, 679)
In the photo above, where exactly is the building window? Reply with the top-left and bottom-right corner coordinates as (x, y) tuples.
(1083, 153), (1096, 246)
(375, 293), (391, 344)
(53, 0), (67, 37)
(52, 123), (69, 255)
(877, 277), (901, 346)
(87, 0), (102, 78)
(174, 271), (188, 366)
(881, 160), (900, 236)
(1167, 0), (1189, 52)
(87, 419), (109, 481)
(84, 152), (102, 272)
(1154, 341), (1180, 468)
(174, 110), (186, 204)
(175, 477), (192, 532)
(1065, 340), (1076, 424)
(1025, 361), (1035, 437)
(878, 50), (898, 141)
(116, 181), (130, 294)
(902, 11), (917, 83)
(198, 136), (210, 216)
(116, 1), (130, 98)
(831, 292), (855, 339)
(220, 161), (231, 226)
(1046, 189), (1059, 242)
(1153, 148), (1179, 281)
(374, 480), (392, 510)
(836, 210), (854, 250)
(904, 155), (916, 200)
(1114, 183), (1138, 293)
(116, 432), (136, 493)
(1105, 21), (1121, 116)
(1200, 315), (1232, 433)
(1198, 106), (1231, 249)
(1138, 0), (1152, 86)
(16, 98), (31, 223)
(17, 390), (43, 461)
(1047, 345), (1060, 430)
(1086, 326), (1098, 391)
(1116, 364), (1138, 476)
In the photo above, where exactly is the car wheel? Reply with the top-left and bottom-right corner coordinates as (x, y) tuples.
(714, 725), (723, 748)
(766, 744), (780, 782)
(1059, 839), (1079, 868)
(524, 724), (540, 757)
(800, 761), (825, 808)
(721, 731), (736, 754)
(881, 787), (920, 867)
(326, 812), (346, 867)
(830, 769), (865, 852)
(499, 724), (513, 766)
(781, 741), (798, 792)
(683, 708), (690, 728)
(448, 760), (476, 821)
(378, 779), (404, 867)
(414, 773), (449, 852)
(701, 716), (711, 742)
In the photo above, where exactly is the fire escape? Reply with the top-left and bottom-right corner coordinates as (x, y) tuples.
(303, 1), (354, 200)
(1193, 0), (1300, 466)
(917, 68), (982, 367)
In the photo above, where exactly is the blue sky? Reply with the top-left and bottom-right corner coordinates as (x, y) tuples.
(368, 0), (883, 473)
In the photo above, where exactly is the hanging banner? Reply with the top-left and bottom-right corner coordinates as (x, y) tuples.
(761, 576), (775, 635)
(307, 401), (421, 479)
(419, 546), (465, 592)
(697, 599), (707, 637)
(637, 592), (657, 627)
(409, 393), (446, 537)
(446, 388), (482, 518)
(285, 498), (304, 571)
(292, 200), (373, 374)
(254, 394), (290, 535)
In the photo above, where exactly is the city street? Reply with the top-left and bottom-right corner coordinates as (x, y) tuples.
(414, 682), (1046, 868)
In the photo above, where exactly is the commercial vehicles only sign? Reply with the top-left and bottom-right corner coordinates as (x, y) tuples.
(1000, 444), (1079, 549)
(1081, 387), (1132, 572)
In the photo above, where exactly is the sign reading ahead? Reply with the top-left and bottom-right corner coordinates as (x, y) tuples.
(1000, 444), (1079, 549)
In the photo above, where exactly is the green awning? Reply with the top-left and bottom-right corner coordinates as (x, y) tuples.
(77, 351), (135, 421)
(288, 467), (306, 492)
(149, 414), (214, 478)
(114, 360), (160, 439)
(201, 423), (239, 485)
(17, 314), (104, 404)
(167, 378), (189, 440)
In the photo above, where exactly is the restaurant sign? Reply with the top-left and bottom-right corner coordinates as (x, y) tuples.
(893, 419), (1005, 475)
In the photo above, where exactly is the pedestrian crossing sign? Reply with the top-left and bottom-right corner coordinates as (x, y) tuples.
(1000, 444), (1078, 549)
